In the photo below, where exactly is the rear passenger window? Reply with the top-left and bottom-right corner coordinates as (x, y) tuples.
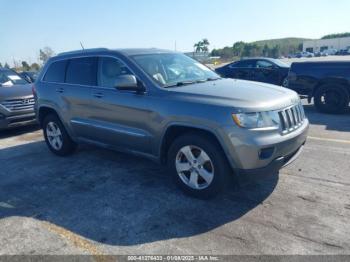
(43, 60), (67, 83)
(66, 57), (97, 86)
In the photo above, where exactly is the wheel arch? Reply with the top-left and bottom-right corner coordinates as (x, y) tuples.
(159, 123), (235, 169)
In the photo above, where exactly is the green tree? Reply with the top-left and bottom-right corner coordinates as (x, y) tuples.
(39, 46), (55, 64)
(30, 63), (40, 71)
(4, 62), (10, 69)
(194, 39), (210, 53)
(263, 44), (270, 57)
(270, 45), (281, 58)
(0, 62), (2, 68)
(22, 61), (30, 71)
(232, 41), (245, 57)
(321, 32), (350, 39)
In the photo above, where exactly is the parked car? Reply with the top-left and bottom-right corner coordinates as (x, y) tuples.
(19, 71), (38, 83)
(215, 58), (290, 86)
(296, 52), (314, 58)
(322, 48), (338, 56)
(34, 48), (308, 198)
(0, 68), (36, 130)
(336, 49), (350, 56)
(287, 61), (350, 114)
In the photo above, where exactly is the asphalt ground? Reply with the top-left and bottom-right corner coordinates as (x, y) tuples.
(0, 101), (349, 256)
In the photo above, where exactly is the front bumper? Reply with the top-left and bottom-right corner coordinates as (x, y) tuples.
(236, 142), (305, 176)
(0, 112), (37, 130)
(219, 118), (309, 174)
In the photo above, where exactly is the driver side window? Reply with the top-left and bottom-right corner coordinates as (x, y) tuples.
(98, 57), (132, 88)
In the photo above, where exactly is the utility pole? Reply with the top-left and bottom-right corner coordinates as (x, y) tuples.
(174, 40), (177, 51)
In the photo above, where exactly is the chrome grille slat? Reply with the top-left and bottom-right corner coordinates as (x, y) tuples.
(279, 103), (305, 135)
(0, 97), (35, 112)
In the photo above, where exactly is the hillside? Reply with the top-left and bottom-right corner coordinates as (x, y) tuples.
(211, 37), (312, 59)
(252, 37), (311, 48)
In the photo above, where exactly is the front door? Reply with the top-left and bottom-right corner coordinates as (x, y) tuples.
(88, 56), (154, 154)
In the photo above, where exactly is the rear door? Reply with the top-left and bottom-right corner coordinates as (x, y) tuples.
(63, 57), (98, 138)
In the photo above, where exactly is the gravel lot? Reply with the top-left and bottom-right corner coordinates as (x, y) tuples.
(0, 102), (349, 255)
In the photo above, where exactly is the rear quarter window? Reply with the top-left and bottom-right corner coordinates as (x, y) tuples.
(43, 60), (67, 83)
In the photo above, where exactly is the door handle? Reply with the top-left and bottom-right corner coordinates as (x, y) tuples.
(93, 92), (104, 98)
(56, 87), (64, 93)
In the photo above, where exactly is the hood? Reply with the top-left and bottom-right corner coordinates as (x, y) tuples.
(0, 84), (33, 101)
(166, 78), (299, 111)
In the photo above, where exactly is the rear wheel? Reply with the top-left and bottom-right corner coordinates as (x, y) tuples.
(314, 84), (349, 114)
(43, 114), (77, 156)
(168, 133), (231, 199)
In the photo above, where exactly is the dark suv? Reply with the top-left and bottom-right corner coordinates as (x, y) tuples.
(35, 48), (308, 198)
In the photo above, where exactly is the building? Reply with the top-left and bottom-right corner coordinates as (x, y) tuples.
(303, 37), (350, 52)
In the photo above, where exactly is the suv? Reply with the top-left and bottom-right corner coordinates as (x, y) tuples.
(0, 68), (36, 130)
(35, 48), (309, 198)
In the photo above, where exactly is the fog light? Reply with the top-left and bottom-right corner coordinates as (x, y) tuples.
(259, 147), (275, 159)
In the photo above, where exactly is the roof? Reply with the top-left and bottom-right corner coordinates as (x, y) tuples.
(57, 48), (174, 57)
(241, 57), (277, 61)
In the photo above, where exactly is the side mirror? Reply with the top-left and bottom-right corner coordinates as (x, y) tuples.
(114, 75), (145, 93)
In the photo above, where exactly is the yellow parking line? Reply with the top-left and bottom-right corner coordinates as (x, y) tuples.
(308, 136), (350, 144)
(42, 221), (113, 262)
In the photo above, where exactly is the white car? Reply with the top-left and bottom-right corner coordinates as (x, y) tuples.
(322, 49), (337, 56)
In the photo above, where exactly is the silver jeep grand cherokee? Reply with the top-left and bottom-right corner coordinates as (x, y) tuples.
(34, 48), (308, 198)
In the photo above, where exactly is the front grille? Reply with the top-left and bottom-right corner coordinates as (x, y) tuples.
(278, 103), (305, 134)
(0, 97), (35, 112)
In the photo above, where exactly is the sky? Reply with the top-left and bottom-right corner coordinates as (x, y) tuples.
(1, 0), (350, 66)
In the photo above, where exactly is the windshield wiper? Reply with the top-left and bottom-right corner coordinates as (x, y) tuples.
(164, 81), (196, 88)
(164, 77), (221, 88)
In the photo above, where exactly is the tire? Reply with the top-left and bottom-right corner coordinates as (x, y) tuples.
(167, 133), (232, 199)
(43, 114), (77, 156)
(281, 77), (288, 87)
(314, 84), (349, 114)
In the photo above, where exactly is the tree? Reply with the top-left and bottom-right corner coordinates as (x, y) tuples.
(263, 44), (270, 57)
(22, 61), (30, 71)
(4, 63), (10, 69)
(194, 39), (210, 53)
(321, 32), (350, 39)
(270, 45), (281, 58)
(39, 46), (55, 64)
(30, 63), (40, 71)
(0, 62), (2, 68)
(232, 41), (245, 57)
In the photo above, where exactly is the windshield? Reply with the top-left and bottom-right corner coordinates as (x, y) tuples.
(132, 53), (220, 87)
(0, 69), (28, 86)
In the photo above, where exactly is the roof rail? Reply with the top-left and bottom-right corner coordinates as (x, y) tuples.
(57, 48), (109, 56)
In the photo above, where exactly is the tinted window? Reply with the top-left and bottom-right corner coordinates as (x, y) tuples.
(43, 60), (67, 83)
(98, 57), (132, 88)
(66, 57), (97, 86)
(231, 60), (256, 68)
(256, 60), (274, 69)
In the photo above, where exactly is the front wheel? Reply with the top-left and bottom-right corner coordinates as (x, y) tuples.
(167, 133), (231, 199)
(314, 84), (349, 114)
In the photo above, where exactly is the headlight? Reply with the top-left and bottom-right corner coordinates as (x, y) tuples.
(232, 111), (280, 129)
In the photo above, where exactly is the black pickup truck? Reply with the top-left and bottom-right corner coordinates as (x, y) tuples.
(287, 61), (350, 114)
